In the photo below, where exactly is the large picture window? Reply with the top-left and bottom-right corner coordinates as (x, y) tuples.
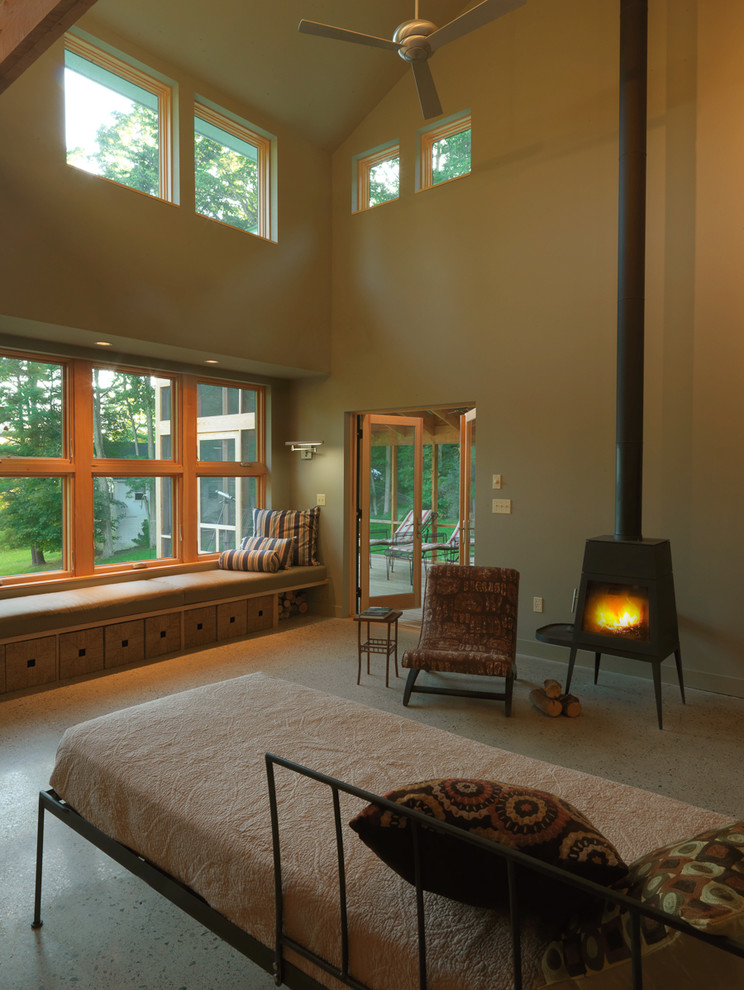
(0, 351), (266, 585)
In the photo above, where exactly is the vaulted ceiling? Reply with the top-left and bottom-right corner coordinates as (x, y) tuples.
(89, 0), (471, 149)
(1, 0), (473, 150)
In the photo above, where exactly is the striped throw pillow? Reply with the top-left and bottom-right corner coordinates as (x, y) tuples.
(252, 507), (320, 566)
(240, 535), (294, 570)
(218, 548), (281, 573)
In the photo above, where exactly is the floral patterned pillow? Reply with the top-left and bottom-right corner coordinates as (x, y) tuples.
(349, 778), (627, 924)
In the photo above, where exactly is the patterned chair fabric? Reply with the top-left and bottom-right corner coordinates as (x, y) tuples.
(402, 563), (520, 716)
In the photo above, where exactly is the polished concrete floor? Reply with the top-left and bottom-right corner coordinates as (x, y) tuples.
(2, 615), (743, 989)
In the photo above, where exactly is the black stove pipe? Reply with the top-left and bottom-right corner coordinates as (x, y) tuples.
(615, 0), (648, 542)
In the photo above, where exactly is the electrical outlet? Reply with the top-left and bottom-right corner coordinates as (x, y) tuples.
(316, 493), (326, 506)
(492, 499), (512, 514)
(533, 596), (544, 613)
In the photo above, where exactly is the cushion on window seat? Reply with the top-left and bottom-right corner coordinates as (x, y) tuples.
(0, 565), (327, 639)
(0, 579), (184, 639)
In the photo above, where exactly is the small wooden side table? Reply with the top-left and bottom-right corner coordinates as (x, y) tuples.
(354, 610), (403, 687)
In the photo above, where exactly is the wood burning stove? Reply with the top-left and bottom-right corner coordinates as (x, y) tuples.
(537, 537), (685, 729)
(536, 0), (685, 729)
(536, 539), (685, 728)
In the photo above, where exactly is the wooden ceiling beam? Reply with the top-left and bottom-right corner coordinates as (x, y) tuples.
(0, 0), (98, 95)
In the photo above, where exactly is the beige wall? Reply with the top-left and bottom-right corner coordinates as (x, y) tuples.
(1, 1), (742, 699)
(292, 0), (744, 698)
(0, 13), (332, 376)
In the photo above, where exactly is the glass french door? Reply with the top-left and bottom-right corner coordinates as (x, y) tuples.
(459, 408), (476, 564)
(358, 414), (424, 611)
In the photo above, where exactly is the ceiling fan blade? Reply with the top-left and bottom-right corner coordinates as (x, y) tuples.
(427, 0), (526, 53)
(411, 60), (443, 120)
(298, 19), (400, 52)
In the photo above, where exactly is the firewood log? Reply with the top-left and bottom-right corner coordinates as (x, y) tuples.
(543, 678), (563, 699)
(530, 687), (562, 717)
(561, 694), (582, 718)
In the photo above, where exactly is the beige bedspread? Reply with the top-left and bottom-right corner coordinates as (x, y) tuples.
(49, 672), (732, 990)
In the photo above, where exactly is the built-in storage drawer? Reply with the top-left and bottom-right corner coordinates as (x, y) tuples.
(145, 611), (182, 658)
(104, 620), (145, 668)
(246, 595), (274, 633)
(183, 605), (217, 648)
(217, 600), (247, 640)
(5, 636), (56, 692)
(59, 627), (104, 680)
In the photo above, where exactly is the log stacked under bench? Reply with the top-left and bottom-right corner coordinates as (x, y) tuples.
(0, 564), (327, 695)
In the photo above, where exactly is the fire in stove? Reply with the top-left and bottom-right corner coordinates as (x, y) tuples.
(582, 582), (649, 640)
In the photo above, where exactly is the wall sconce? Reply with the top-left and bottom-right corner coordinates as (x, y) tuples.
(285, 441), (324, 460)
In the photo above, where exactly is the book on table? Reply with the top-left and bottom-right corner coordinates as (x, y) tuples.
(359, 606), (395, 620)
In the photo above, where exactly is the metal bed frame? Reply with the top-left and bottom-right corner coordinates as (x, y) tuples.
(33, 757), (744, 990)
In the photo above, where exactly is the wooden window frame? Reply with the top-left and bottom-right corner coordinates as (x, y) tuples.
(194, 102), (273, 240)
(187, 376), (267, 559)
(354, 144), (400, 213)
(419, 113), (472, 191)
(0, 351), (267, 588)
(64, 32), (175, 202)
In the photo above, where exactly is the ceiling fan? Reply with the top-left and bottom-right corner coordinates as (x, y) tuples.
(298, 0), (526, 120)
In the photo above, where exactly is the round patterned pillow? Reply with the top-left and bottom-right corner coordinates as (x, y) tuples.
(349, 778), (628, 922)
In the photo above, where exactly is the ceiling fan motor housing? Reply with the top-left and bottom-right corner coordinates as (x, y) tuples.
(393, 19), (436, 61)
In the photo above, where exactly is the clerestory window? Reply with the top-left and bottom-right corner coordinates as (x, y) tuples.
(354, 144), (400, 212)
(194, 101), (274, 239)
(64, 33), (174, 201)
(419, 113), (471, 190)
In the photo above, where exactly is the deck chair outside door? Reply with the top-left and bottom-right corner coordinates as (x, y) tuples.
(386, 522), (459, 582)
(402, 563), (520, 716)
(383, 509), (433, 579)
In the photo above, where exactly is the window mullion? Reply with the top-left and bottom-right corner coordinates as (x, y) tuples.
(91, 459), (182, 475)
(195, 462), (267, 478)
(72, 360), (95, 575)
(180, 376), (198, 562)
(0, 458), (73, 476)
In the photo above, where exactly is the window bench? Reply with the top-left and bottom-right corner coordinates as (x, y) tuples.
(0, 565), (327, 695)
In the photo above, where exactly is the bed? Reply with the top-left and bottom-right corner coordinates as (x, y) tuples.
(35, 672), (744, 989)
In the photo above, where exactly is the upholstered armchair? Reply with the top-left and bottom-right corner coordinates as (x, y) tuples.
(402, 563), (520, 716)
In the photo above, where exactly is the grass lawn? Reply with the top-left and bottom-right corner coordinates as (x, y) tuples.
(0, 548), (64, 576)
(0, 545), (157, 576)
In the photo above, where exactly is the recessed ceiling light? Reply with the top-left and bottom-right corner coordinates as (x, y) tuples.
(205, 359), (219, 364)
(95, 340), (112, 347)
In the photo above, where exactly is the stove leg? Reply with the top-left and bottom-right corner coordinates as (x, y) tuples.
(566, 647), (578, 693)
(652, 660), (663, 730)
(674, 648), (686, 703)
(594, 653), (602, 684)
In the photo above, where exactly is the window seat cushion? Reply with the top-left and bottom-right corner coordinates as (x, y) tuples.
(0, 579), (185, 640)
(154, 565), (326, 606)
(0, 565), (327, 640)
